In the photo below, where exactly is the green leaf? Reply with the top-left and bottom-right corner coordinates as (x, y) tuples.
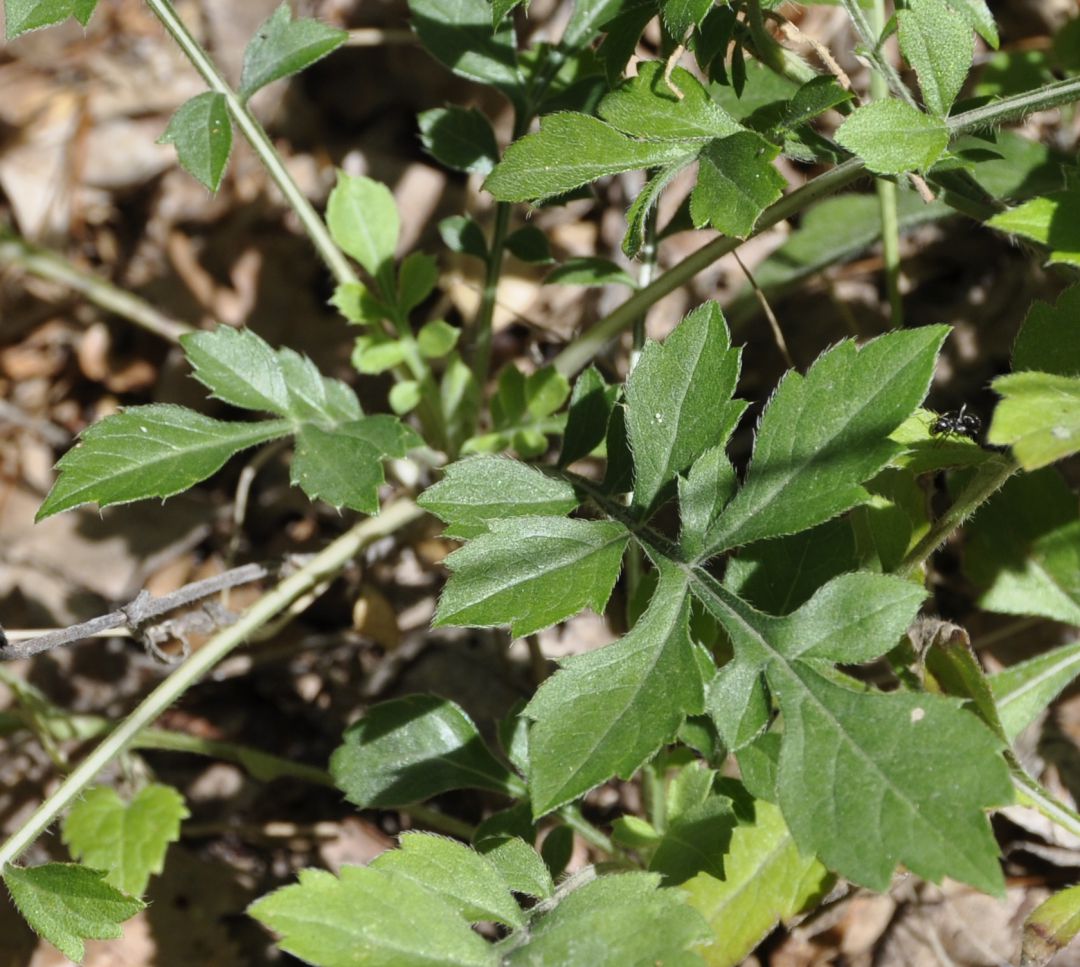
(331, 281), (392, 325)
(943, 0), (998, 47)
(546, 256), (637, 288)
(439, 214), (489, 260)
(525, 563), (702, 816)
(389, 379), (422, 415)
(897, 0), (973, 118)
(661, 0), (712, 39)
(417, 319), (460, 358)
(418, 107), (500, 175)
(988, 371), (1080, 469)
(371, 833), (523, 929)
(4, 0), (96, 39)
(560, 365), (618, 466)
(484, 113), (697, 202)
(408, 0), (523, 102)
(330, 695), (518, 807)
(238, 2), (346, 102)
(434, 516), (629, 636)
(1022, 883), (1080, 967)
(689, 132), (787, 238)
(61, 785), (188, 898)
(490, 0), (525, 25)
(475, 836), (554, 899)
(353, 337), (408, 375)
(702, 327), (948, 556)
(398, 252), (440, 314)
(442, 354), (483, 452)
(624, 162), (685, 258)
(626, 301), (745, 513)
(419, 455), (579, 538)
(505, 872), (709, 966)
(180, 326), (290, 415)
(648, 769), (736, 883)
(835, 100), (949, 174)
(986, 181), (1080, 268)
(505, 225), (553, 264)
(157, 92), (233, 192)
(992, 640), (1080, 742)
(965, 469), (1080, 625)
(694, 571), (1012, 894)
(598, 62), (743, 141)
(248, 864), (498, 967)
(3, 863), (144, 962)
(36, 405), (290, 520)
(326, 172), (399, 286)
(525, 366), (570, 419)
(292, 417), (414, 512)
(682, 798), (831, 967)
(276, 347), (363, 423)
(1013, 285), (1080, 376)
(679, 446), (737, 560)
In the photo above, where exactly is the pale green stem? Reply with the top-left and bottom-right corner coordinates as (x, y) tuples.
(142, 0), (358, 288)
(557, 804), (615, 854)
(0, 499), (424, 869)
(869, 0), (903, 328)
(1013, 769), (1080, 843)
(0, 235), (193, 344)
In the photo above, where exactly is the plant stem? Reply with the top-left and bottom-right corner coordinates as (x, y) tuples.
(895, 456), (1017, 580)
(558, 804), (615, 854)
(0, 500), (424, 869)
(1013, 768), (1080, 843)
(947, 75), (1080, 133)
(0, 235), (194, 344)
(467, 199), (512, 394)
(868, 0), (903, 328)
(142, 0), (358, 289)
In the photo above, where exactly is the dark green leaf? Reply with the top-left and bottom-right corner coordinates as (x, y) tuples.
(3, 864), (144, 963)
(419, 455), (579, 538)
(238, 2), (346, 101)
(648, 769), (736, 884)
(689, 132), (786, 237)
(276, 347), (362, 423)
(330, 695), (518, 807)
(505, 225), (553, 263)
(702, 326), (948, 556)
(661, 0), (711, 39)
(525, 563), (702, 815)
(439, 215), (489, 260)
(546, 256), (637, 288)
(157, 92), (233, 192)
(36, 406), (290, 520)
(679, 446), (737, 560)
(475, 836), (554, 899)
(418, 106), (500, 175)
(292, 418), (406, 512)
(4, 0), (96, 39)
(835, 100), (949, 174)
(491, 0), (525, 25)
(623, 162), (685, 258)
(560, 365), (618, 466)
(1013, 284), (1080, 376)
(180, 326), (290, 415)
(435, 516), (629, 636)
(398, 251), (440, 313)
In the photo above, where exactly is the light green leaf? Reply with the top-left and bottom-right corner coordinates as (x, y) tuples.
(525, 563), (702, 816)
(326, 172), (399, 286)
(389, 379), (422, 415)
(157, 92), (233, 192)
(4, 0), (96, 39)
(434, 516), (629, 636)
(506, 872), (709, 966)
(442, 354), (483, 452)
(419, 455), (579, 538)
(36, 405), (290, 520)
(897, 0), (973, 117)
(353, 337), (408, 375)
(61, 785), (188, 897)
(238, 2), (346, 101)
(248, 865), (498, 967)
(1022, 882), (1080, 967)
(598, 62), (743, 141)
(484, 113), (697, 202)
(417, 319), (460, 358)
(988, 371), (1080, 469)
(475, 836), (554, 899)
(991, 640), (1080, 742)
(682, 798), (831, 967)
(3, 863), (144, 963)
(331, 281), (391, 325)
(546, 256), (637, 288)
(702, 326), (949, 556)
(525, 366), (570, 419)
(693, 571), (1012, 894)
(965, 469), (1080, 625)
(835, 100), (949, 174)
(418, 107), (500, 175)
(371, 833), (522, 929)
(689, 132), (786, 238)
(986, 182), (1080, 268)
(180, 326), (290, 415)
(1013, 285), (1080, 376)
(626, 302), (745, 513)
(330, 695), (518, 807)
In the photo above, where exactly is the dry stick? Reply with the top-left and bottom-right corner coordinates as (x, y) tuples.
(0, 499), (425, 868)
(0, 236), (194, 344)
(732, 250), (793, 369)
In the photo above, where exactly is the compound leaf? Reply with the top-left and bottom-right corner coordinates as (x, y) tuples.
(835, 100), (949, 174)
(525, 563), (701, 816)
(36, 406), (290, 520)
(434, 516), (629, 637)
(239, 2), (346, 102)
(3, 863), (144, 963)
(702, 326), (948, 556)
(330, 695), (518, 807)
(249, 865), (498, 967)
(158, 92), (232, 192)
(61, 785), (188, 898)
(275, 347), (363, 423)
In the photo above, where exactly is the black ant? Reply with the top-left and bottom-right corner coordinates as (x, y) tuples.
(930, 404), (981, 441)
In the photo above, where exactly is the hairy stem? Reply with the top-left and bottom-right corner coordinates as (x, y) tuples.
(142, 0), (358, 288)
(0, 500), (424, 869)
